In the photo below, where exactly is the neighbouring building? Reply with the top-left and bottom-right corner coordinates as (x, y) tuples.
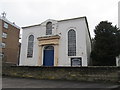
(0, 18), (2, 60)
(19, 17), (91, 67)
(0, 21), (1, 90)
(0, 14), (20, 65)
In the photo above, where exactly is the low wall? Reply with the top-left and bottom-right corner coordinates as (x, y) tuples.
(2, 66), (120, 83)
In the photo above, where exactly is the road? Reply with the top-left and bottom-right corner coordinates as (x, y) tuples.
(2, 76), (120, 89)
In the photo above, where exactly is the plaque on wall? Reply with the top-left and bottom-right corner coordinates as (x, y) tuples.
(71, 57), (82, 67)
(118, 59), (120, 66)
(116, 55), (120, 66)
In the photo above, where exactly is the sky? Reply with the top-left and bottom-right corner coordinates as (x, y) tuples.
(0, 0), (120, 37)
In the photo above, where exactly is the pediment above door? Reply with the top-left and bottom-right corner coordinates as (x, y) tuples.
(37, 35), (60, 46)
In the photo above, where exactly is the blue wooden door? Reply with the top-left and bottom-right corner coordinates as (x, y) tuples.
(43, 46), (54, 66)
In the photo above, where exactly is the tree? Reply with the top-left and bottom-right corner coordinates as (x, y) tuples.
(116, 30), (120, 55)
(91, 21), (120, 66)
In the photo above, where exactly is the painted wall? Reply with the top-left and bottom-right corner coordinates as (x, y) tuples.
(58, 18), (89, 66)
(19, 26), (40, 66)
(0, 19), (2, 54)
(19, 17), (91, 66)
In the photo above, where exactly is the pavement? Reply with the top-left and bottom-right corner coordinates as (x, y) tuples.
(2, 76), (120, 89)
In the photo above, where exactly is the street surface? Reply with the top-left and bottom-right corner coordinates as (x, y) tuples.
(2, 76), (120, 89)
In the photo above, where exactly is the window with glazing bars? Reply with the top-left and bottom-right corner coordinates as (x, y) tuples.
(46, 22), (52, 35)
(27, 35), (34, 58)
(68, 29), (76, 56)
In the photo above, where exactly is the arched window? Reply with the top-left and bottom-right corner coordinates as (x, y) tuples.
(46, 22), (52, 35)
(68, 29), (76, 56)
(27, 35), (34, 58)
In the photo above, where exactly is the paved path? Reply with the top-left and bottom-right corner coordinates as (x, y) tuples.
(2, 76), (120, 89)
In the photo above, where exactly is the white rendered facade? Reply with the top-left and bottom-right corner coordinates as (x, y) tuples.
(19, 17), (91, 66)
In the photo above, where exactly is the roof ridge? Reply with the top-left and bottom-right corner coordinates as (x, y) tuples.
(22, 16), (86, 29)
(0, 16), (20, 29)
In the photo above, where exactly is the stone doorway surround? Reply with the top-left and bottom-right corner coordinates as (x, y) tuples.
(37, 35), (60, 66)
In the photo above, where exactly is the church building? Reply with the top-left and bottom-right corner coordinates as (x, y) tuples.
(19, 17), (91, 66)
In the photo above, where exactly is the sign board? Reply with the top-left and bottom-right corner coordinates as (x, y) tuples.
(71, 57), (82, 67)
(116, 55), (120, 66)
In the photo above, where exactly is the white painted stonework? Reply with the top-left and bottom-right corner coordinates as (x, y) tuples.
(19, 17), (91, 66)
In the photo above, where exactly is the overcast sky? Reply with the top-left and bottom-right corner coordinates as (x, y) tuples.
(0, 0), (119, 37)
